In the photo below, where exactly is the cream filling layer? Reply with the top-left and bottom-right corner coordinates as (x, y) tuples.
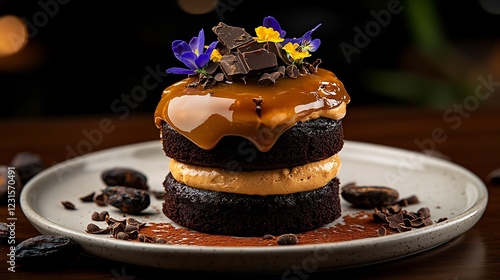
(169, 154), (341, 196)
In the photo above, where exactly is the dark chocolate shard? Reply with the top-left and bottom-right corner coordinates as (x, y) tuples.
(214, 72), (225, 82)
(204, 61), (220, 76)
(212, 22), (253, 50)
(240, 48), (277, 73)
(237, 41), (265, 53)
(266, 42), (292, 65)
(258, 73), (275, 86)
(219, 53), (249, 80)
(276, 65), (286, 78)
(286, 65), (299, 78)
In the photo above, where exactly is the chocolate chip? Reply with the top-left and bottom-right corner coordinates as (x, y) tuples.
(99, 211), (109, 221)
(138, 234), (155, 243)
(155, 238), (167, 244)
(417, 207), (431, 219)
(91, 211), (100, 221)
(127, 230), (139, 239)
(263, 234), (274, 240)
(110, 222), (125, 237)
(126, 217), (146, 228)
(372, 211), (387, 223)
(277, 234), (298, 245)
(86, 223), (109, 234)
(437, 217), (448, 223)
(105, 216), (126, 226)
(61, 201), (76, 210)
(79, 192), (95, 202)
(94, 193), (106, 206)
(115, 232), (129, 240)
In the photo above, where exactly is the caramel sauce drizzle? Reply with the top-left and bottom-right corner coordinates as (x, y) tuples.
(154, 68), (350, 152)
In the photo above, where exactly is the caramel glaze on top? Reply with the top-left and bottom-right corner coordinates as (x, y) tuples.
(154, 68), (350, 152)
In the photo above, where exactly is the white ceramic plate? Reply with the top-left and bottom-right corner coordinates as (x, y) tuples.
(20, 140), (488, 274)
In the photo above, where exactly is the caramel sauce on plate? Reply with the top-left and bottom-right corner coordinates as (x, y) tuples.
(154, 68), (350, 152)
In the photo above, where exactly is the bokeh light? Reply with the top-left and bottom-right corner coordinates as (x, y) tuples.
(176, 0), (218, 15)
(0, 15), (28, 57)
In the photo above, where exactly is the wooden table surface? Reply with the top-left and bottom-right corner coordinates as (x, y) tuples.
(1, 105), (499, 279)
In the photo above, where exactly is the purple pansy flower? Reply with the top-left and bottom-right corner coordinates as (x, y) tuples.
(166, 28), (218, 75)
(284, 23), (322, 53)
(262, 16), (287, 38)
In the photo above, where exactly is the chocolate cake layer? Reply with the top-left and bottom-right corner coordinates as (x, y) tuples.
(161, 117), (344, 171)
(162, 173), (342, 237)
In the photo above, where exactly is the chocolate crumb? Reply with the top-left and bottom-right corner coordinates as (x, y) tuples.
(396, 223), (412, 232)
(94, 193), (106, 206)
(252, 97), (263, 117)
(377, 227), (387, 237)
(417, 207), (431, 219)
(405, 195), (420, 204)
(79, 192), (95, 202)
(263, 234), (274, 240)
(155, 238), (167, 244)
(61, 201), (76, 210)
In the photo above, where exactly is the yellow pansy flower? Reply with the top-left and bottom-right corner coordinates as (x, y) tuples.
(283, 42), (311, 62)
(210, 48), (222, 62)
(254, 26), (284, 43)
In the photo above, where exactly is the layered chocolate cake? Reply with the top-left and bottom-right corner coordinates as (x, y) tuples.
(154, 16), (351, 236)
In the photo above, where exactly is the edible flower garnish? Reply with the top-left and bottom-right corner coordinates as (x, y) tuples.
(253, 16), (286, 43)
(283, 42), (312, 62)
(164, 16), (323, 88)
(281, 22), (321, 64)
(210, 48), (222, 62)
(166, 28), (218, 75)
(263, 16), (287, 38)
(254, 26), (284, 43)
(284, 23), (322, 53)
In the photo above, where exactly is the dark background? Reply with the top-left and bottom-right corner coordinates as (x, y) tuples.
(1, 0), (499, 119)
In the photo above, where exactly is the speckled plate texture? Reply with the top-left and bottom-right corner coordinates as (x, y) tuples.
(20, 140), (488, 274)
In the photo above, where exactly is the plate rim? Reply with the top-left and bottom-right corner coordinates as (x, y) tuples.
(19, 140), (489, 272)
